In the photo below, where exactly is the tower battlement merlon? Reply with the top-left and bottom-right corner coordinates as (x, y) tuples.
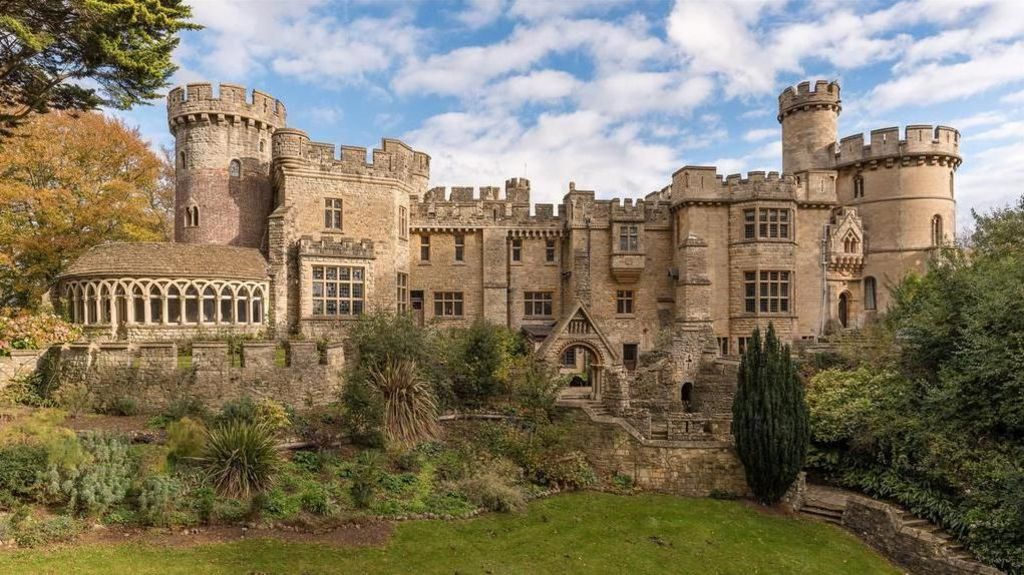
(269, 130), (431, 180)
(777, 80), (841, 122)
(672, 166), (799, 205)
(167, 83), (287, 130)
(833, 124), (962, 168)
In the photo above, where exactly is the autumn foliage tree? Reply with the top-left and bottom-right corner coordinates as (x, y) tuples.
(0, 110), (173, 309)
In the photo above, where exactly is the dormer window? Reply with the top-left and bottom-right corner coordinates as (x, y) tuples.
(229, 159), (241, 177)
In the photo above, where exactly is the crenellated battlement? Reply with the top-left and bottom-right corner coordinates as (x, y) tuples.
(297, 235), (375, 259)
(167, 83), (286, 131)
(671, 166), (836, 205)
(271, 128), (430, 181)
(834, 125), (961, 168)
(778, 80), (841, 121)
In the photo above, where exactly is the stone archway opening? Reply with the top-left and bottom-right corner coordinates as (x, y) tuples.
(556, 342), (605, 401)
(838, 291), (850, 328)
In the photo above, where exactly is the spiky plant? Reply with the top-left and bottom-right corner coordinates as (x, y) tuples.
(368, 359), (439, 446)
(732, 323), (810, 505)
(199, 420), (281, 498)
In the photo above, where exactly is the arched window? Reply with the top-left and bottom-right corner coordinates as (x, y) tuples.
(220, 287), (234, 323)
(259, 140), (265, 153)
(251, 286), (264, 324)
(236, 286), (249, 323)
(931, 215), (943, 246)
(229, 159), (241, 178)
(185, 205), (199, 227)
(86, 285), (97, 324)
(133, 285), (145, 323)
(115, 285), (127, 325)
(864, 277), (877, 311)
(681, 382), (695, 413)
(838, 292), (850, 328)
(167, 285), (181, 323)
(74, 285), (85, 323)
(843, 232), (859, 254)
(184, 286), (199, 323)
(853, 174), (864, 199)
(149, 285), (163, 323)
(202, 286), (216, 323)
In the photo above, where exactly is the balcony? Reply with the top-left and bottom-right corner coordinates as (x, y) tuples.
(610, 252), (645, 283)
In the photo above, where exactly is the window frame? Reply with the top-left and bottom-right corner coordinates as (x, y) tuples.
(615, 290), (634, 315)
(433, 291), (464, 317)
(743, 270), (791, 314)
(397, 272), (409, 314)
(324, 197), (343, 230)
(545, 239), (556, 263)
(622, 343), (638, 370)
(398, 206), (408, 240)
(618, 224), (639, 252)
(742, 207), (792, 240)
(511, 238), (522, 262)
(311, 264), (365, 317)
(454, 233), (465, 262)
(420, 235), (430, 261)
(523, 291), (553, 317)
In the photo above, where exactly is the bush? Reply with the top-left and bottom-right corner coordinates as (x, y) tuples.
(459, 472), (525, 513)
(733, 325), (809, 505)
(299, 482), (337, 516)
(136, 475), (180, 526)
(54, 381), (91, 417)
(150, 397), (210, 427)
(199, 420), (280, 498)
(166, 417), (205, 465)
(10, 515), (84, 548)
(350, 451), (382, 509)
(42, 433), (133, 515)
(531, 451), (596, 490)
(0, 444), (47, 501)
(215, 396), (257, 425)
(444, 320), (523, 408)
(253, 398), (291, 433)
(104, 396), (138, 417)
(0, 310), (81, 356)
(506, 355), (562, 422)
(392, 450), (421, 473)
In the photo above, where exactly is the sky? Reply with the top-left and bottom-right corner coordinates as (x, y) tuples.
(115, 0), (1024, 231)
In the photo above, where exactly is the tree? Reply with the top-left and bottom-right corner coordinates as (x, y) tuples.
(732, 324), (810, 504)
(0, 110), (173, 309)
(0, 0), (199, 136)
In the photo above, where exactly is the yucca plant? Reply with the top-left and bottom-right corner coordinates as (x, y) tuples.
(368, 359), (439, 447)
(199, 420), (281, 498)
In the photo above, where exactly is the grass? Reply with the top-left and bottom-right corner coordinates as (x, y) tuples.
(0, 492), (899, 575)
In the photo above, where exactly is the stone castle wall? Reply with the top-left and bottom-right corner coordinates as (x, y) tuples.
(53, 340), (344, 412)
(0, 349), (47, 393)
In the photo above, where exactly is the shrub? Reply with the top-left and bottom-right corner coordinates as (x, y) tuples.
(532, 451), (596, 490)
(459, 472), (525, 513)
(0, 310), (81, 356)
(198, 420), (281, 498)
(136, 475), (180, 526)
(215, 396), (257, 425)
(506, 355), (562, 422)
(392, 450), (421, 473)
(191, 486), (216, 524)
(104, 396), (139, 417)
(54, 381), (91, 417)
(341, 375), (385, 447)
(350, 451), (382, 509)
(42, 433), (133, 515)
(166, 417), (205, 465)
(150, 397), (210, 427)
(0, 444), (47, 501)
(369, 359), (438, 447)
(444, 320), (522, 408)
(733, 324), (809, 505)
(10, 515), (84, 548)
(254, 398), (291, 433)
(299, 482), (337, 516)
(433, 447), (472, 482)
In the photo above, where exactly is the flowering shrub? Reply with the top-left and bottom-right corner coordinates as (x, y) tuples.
(0, 309), (81, 356)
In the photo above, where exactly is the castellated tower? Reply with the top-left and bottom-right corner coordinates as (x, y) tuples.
(167, 83), (286, 248)
(778, 80), (841, 174)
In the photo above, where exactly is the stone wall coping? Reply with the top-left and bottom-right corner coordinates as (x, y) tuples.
(136, 342), (177, 348)
(97, 342), (130, 350)
(7, 349), (46, 358)
(191, 341), (231, 348)
(243, 342), (277, 348)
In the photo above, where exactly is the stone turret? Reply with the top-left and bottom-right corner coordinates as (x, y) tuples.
(778, 80), (841, 174)
(167, 83), (287, 248)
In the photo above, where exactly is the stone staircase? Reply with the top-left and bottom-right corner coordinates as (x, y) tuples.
(799, 484), (1002, 574)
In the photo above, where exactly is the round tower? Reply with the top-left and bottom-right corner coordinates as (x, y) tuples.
(778, 80), (841, 174)
(167, 83), (286, 248)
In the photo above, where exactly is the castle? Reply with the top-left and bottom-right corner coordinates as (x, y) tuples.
(58, 79), (960, 398)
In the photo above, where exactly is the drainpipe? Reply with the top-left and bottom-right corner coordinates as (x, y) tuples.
(819, 224), (830, 339)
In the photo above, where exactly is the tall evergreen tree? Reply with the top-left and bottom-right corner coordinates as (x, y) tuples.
(732, 324), (810, 504)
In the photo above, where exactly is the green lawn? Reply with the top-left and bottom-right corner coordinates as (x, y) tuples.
(0, 492), (899, 575)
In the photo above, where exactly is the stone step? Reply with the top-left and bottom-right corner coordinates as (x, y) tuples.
(902, 519), (931, 528)
(800, 505), (844, 524)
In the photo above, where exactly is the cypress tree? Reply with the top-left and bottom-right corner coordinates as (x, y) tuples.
(732, 323), (810, 504)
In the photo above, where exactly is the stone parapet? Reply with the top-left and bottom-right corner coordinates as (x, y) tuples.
(167, 83), (285, 130)
(777, 80), (841, 121)
(835, 125), (961, 168)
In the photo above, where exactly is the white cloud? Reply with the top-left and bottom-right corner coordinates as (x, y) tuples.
(1001, 89), (1024, 104)
(743, 128), (777, 142)
(484, 70), (583, 109)
(456, 0), (505, 28)
(956, 139), (1024, 223)
(507, 0), (635, 22)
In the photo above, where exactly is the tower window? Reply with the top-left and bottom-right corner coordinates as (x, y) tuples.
(420, 235), (430, 261)
(864, 276), (877, 311)
(618, 224), (639, 252)
(397, 272), (408, 313)
(454, 234), (465, 262)
(324, 198), (343, 230)
(744, 208), (790, 239)
(259, 140), (265, 153)
(744, 270), (791, 314)
(511, 238), (522, 262)
(524, 291), (553, 317)
(616, 290), (634, 315)
(623, 343), (638, 370)
(843, 232), (859, 254)
(398, 206), (408, 239)
(853, 174), (865, 199)
(229, 159), (241, 177)
(185, 206), (199, 227)
(545, 239), (556, 262)
(931, 215), (943, 246)
(311, 265), (364, 317)
(178, 150), (187, 169)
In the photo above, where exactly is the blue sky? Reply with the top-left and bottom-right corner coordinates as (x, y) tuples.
(116, 0), (1024, 230)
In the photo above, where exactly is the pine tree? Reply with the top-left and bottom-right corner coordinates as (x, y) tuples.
(732, 323), (810, 504)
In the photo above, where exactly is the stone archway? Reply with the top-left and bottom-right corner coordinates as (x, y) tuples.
(838, 291), (850, 328)
(553, 340), (607, 401)
(536, 302), (619, 401)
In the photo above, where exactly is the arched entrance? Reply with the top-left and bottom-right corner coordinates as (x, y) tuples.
(838, 292), (850, 328)
(557, 342), (603, 400)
